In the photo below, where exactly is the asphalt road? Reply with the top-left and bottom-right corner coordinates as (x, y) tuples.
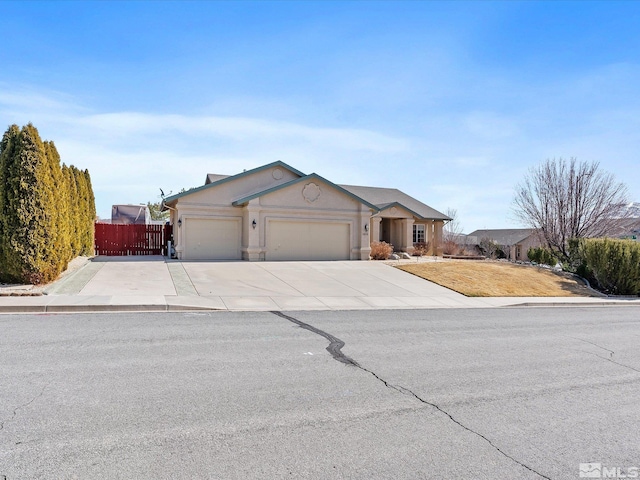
(1, 307), (639, 479)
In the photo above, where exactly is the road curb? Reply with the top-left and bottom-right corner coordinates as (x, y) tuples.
(507, 301), (640, 307)
(0, 304), (223, 314)
(0, 305), (47, 313)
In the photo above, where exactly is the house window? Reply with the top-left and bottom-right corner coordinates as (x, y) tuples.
(413, 224), (425, 243)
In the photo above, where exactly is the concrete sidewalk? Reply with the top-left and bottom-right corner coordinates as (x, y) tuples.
(0, 256), (638, 313)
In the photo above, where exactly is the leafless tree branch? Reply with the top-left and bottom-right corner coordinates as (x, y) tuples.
(443, 207), (464, 243)
(512, 158), (630, 260)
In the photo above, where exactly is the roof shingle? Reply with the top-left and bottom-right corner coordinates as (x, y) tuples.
(339, 184), (450, 220)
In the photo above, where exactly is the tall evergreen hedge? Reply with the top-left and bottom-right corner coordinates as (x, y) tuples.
(580, 238), (640, 296)
(0, 124), (95, 284)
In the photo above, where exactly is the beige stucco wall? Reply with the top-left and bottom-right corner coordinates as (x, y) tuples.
(373, 206), (416, 254)
(377, 205), (412, 219)
(517, 233), (544, 261)
(179, 166), (299, 207)
(170, 166), (298, 260)
(167, 165), (445, 261)
(369, 210), (445, 256)
(171, 174), (373, 261)
(245, 179), (372, 260)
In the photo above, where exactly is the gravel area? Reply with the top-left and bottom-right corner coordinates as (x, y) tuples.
(0, 256), (92, 295)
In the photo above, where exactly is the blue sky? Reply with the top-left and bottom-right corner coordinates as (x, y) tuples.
(1, 1), (639, 232)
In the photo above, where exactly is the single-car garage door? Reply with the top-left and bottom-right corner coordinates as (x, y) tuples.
(184, 218), (241, 260)
(267, 221), (350, 261)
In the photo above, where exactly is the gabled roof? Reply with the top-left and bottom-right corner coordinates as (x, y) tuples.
(339, 184), (451, 221)
(374, 202), (426, 221)
(205, 174), (230, 184)
(164, 162), (450, 221)
(163, 160), (305, 205)
(232, 173), (380, 211)
(467, 228), (537, 246)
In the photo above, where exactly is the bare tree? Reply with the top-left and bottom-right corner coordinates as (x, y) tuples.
(443, 207), (464, 243)
(441, 208), (466, 255)
(513, 158), (630, 260)
(478, 237), (501, 259)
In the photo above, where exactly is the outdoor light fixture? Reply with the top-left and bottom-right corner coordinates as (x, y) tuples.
(252, 219), (257, 229)
(364, 223), (369, 232)
(178, 218), (182, 228)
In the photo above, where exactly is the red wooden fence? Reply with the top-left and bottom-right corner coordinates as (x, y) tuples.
(94, 223), (172, 256)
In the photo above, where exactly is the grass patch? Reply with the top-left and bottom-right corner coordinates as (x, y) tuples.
(397, 260), (596, 297)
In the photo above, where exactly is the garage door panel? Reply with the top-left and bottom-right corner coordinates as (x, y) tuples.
(185, 218), (241, 260)
(267, 221), (350, 261)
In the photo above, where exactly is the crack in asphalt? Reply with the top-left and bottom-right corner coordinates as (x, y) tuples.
(577, 350), (640, 374)
(272, 311), (552, 480)
(272, 311), (360, 367)
(0, 384), (48, 433)
(14, 438), (39, 445)
(568, 336), (615, 357)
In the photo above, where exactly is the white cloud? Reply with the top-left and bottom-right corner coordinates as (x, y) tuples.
(76, 112), (410, 153)
(2, 66), (639, 231)
(0, 90), (414, 220)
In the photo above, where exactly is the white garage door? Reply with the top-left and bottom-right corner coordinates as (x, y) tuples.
(184, 218), (241, 260)
(267, 221), (350, 261)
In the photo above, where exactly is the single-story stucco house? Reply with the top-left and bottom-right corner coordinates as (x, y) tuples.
(162, 161), (450, 261)
(467, 228), (543, 262)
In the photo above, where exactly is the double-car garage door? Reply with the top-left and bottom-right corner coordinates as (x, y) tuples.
(183, 218), (350, 261)
(266, 220), (350, 261)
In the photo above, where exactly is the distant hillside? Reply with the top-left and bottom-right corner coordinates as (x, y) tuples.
(615, 202), (640, 219)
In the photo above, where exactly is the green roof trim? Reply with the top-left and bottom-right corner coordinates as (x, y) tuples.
(377, 202), (452, 221)
(162, 160), (306, 206)
(231, 173), (381, 211)
(376, 202), (426, 220)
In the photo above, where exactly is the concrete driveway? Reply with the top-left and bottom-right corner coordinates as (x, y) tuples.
(44, 256), (471, 311)
(5, 256), (632, 313)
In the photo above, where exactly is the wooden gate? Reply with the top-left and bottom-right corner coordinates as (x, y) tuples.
(94, 223), (172, 256)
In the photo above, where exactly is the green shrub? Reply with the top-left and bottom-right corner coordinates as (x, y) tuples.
(0, 124), (95, 285)
(527, 246), (558, 266)
(370, 241), (393, 260)
(0, 124), (58, 283)
(580, 238), (640, 295)
(566, 237), (589, 276)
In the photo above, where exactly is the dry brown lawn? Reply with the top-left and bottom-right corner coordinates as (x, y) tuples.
(397, 260), (597, 297)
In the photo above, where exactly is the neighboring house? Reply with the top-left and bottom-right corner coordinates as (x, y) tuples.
(618, 218), (640, 241)
(162, 161), (450, 261)
(111, 204), (152, 225)
(467, 228), (543, 262)
(615, 204), (640, 241)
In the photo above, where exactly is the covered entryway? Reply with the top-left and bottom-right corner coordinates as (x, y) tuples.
(266, 220), (350, 261)
(184, 218), (241, 260)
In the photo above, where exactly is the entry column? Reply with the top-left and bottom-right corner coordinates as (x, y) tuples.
(401, 218), (415, 255)
(426, 221), (434, 255)
(244, 199), (262, 261)
(433, 220), (444, 256)
(370, 217), (382, 244)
